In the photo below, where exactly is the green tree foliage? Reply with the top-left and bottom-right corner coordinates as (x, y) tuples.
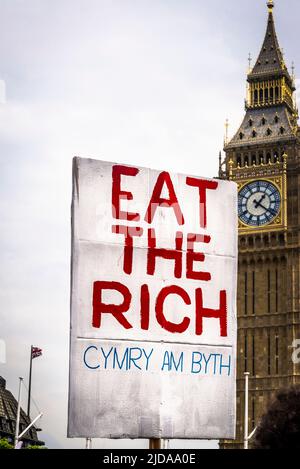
(26, 444), (47, 450)
(0, 438), (13, 449)
(0, 438), (46, 449)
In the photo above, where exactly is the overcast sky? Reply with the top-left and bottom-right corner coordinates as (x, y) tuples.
(0, 0), (300, 449)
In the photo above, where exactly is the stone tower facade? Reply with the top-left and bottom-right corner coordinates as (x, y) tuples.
(220, 0), (300, 448)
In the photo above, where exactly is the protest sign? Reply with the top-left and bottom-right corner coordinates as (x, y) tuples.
(68, 157), (237, 439)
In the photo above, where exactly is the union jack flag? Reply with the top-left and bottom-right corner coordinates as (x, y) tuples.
(31, 347), (42, 359)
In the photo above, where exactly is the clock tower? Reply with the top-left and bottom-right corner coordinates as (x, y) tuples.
(220, 1), (300, 448)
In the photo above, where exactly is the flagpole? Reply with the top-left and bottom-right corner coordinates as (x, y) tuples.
(27, 345), (33, 418)
(14, 377), (23, 448)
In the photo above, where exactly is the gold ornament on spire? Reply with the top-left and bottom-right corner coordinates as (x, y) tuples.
(224, 118), (229, 145)
(267, 0), (274, 12)
(292, 61), (295, 80)
(248, 53), (252, 73)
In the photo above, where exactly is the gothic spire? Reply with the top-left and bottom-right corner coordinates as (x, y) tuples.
(249, 0), (291, 82)
(225, 0), (298, 149)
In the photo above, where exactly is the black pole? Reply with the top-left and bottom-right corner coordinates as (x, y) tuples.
(27, 345), (33, 418)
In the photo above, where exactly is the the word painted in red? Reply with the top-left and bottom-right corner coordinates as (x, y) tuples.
(112, 226), (211, 280)
(92, 281), (227, 337)
(111, 165), (218, 228)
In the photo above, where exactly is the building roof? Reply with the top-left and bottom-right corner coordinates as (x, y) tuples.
(0, 376), (44, 446)
(226, 106), (297, 149)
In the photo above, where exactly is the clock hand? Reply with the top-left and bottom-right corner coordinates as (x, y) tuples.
(255, 200), (278, 216)
(253, 194), (266, 209)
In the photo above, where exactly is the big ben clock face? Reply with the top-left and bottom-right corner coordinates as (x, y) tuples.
(238, 180), (281, 227)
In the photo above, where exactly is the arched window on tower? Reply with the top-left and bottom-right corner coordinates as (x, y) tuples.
(267, 330), (271, 375)
(259, 153), (264, 164)
(274, 257), (279, 313)
(273, 151), (279, 162)
(262, 116), (266, 125)
(266, 152), (271, 163)
(240, 237), (246, 248)
(244, 155), (249, 166)
(275, 332), (279, 375)
(254, 90), (258, 104)
(259, 88), (264, 102)
(280, 126), (285, 135)
(252, 130), (257, 138)
(267, 268), (271, 313)
(249, 118), (253, 127)
(275, 86), (279, 101)
(237, 155), (242, 167)
(239, 132), (244, 140)
(264, 88), (269, 103)
(274, 114), (279, 123)
(270, 87), (274, 101)
(255, 236), (261, 248)
(251, 154), (257, 165)
(279, 234), (285, 246)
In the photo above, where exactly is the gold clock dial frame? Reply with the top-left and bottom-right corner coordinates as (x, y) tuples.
(237, 176), (286, 234)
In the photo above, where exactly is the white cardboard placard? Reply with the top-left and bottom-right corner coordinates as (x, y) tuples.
(68, 157), (237, 439)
